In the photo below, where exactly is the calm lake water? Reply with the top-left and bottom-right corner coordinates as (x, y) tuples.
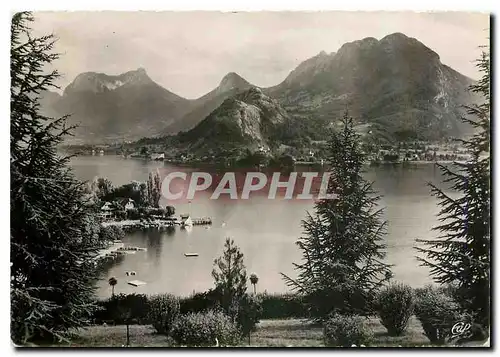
(69, 155), (450, 299)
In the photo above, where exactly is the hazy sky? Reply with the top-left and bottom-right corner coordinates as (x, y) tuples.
(32, 11), (490, 99)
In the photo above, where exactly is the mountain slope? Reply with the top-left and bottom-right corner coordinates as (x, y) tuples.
(164, 72), (254, 134)
(178, 87), (288, 154)
(267, 33), (477, 141)
(49, 68), (192, 143)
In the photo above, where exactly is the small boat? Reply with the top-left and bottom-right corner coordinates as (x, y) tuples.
(128, 280), (146, 287)
(184, 252), (198, 257)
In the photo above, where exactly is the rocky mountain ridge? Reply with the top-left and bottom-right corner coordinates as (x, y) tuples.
(41, 32), (479, 144)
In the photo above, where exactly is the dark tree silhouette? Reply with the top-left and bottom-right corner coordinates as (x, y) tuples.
(416, 47), (490, 327)
(212, 238), (248, 319)
(282, 112), (392, 320)
(11, 12), (100, 344)
(249, 273), (259, 294)
(108, 277), (118, 298)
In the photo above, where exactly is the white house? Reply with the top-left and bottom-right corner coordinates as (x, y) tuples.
(100, 201), (114, 219)
(117, 198), (135, 211)
(151, 153), (165, 161)
(101, 202), (113, 211)
(180, 214), (193, 227)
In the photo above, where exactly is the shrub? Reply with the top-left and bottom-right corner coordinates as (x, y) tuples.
(375, 283), (415, 336)
(99, 225), (125, 243)
(115, 210), (127, 220)
(147, 208), (166, 216)
(181, 291), (309, 319)
(148, 294), (181, 335)
(414, 286), (469, 344)
(93, 294), (149, 324)
(259, 293), (307, 319)
(236, 294), (263, 337)
(323, 314), (372, 347)
(170, 310), (240, 346)
(165, 205), (175, 217)
(180, 289), (220, 314)
(126, 208), (141, 220)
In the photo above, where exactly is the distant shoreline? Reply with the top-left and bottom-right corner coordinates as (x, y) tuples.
(369, 160), (464, 166)
(71, 154), (467, 167)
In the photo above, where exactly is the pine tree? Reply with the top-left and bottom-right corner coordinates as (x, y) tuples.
(153, 171), (162, 208)
(282, 112), (392, 320)
(146, 172), (162, 208)
(416, 48), (490, 326)
(212, 238), (248, 320)
(11, 12), (100, 344)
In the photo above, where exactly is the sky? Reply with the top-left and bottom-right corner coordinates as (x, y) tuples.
(31, 11), (490, 99)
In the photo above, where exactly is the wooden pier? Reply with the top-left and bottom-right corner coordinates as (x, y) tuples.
(191, 217), (212, 225)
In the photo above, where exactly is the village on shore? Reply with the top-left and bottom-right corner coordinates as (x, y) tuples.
(69, 138), (476, 167)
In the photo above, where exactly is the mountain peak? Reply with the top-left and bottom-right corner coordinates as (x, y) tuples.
(218, 72), (250, 92)
(120, 67), (152, 85)
(64, 68), (153, 95)
(381, 32), (410, 42)
(337, 36), (379, 57)
(380, 32), (440, 60)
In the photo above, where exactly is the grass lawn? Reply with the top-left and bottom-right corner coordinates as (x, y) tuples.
(56, 316), (434, 347)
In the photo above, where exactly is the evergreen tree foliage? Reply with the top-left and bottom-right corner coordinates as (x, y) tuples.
(147, 172), (162, 208)
(282, 112), (392, 320)
(212, 238), (248, 319)
(90, 177), (114, 200)
(11, 12), (100, 344)
(416, 48), (490, 326)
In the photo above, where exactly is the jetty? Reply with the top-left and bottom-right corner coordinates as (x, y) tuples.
(93, 241), (147, 265)
(95, 242), (124, 260)
(192, 217), (212, 225)
(118, 246), (147, 252)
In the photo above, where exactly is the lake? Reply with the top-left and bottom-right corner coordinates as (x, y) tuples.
(69, 155), (449, 299)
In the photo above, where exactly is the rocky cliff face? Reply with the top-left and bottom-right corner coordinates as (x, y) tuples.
(267, 32), (477, 140)
(179, 87), (288, 153)
(164, 72), (253, 134)
(46, 68), (192, 143)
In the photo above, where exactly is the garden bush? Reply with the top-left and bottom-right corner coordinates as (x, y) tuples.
(99, 225), (125, 243)
(259, 293), (307, 319)
(147, 294), (181, 335)
(126, 208), (141, 220)
(236, 294), (263, 337)
(93, 293), (149, 324)
(323, 313), (372, 347)
(179, 289), (220, 314)
(414, 285), (469, 344)
(170, 310), (240, 346)
(375, 283), (415, 336)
